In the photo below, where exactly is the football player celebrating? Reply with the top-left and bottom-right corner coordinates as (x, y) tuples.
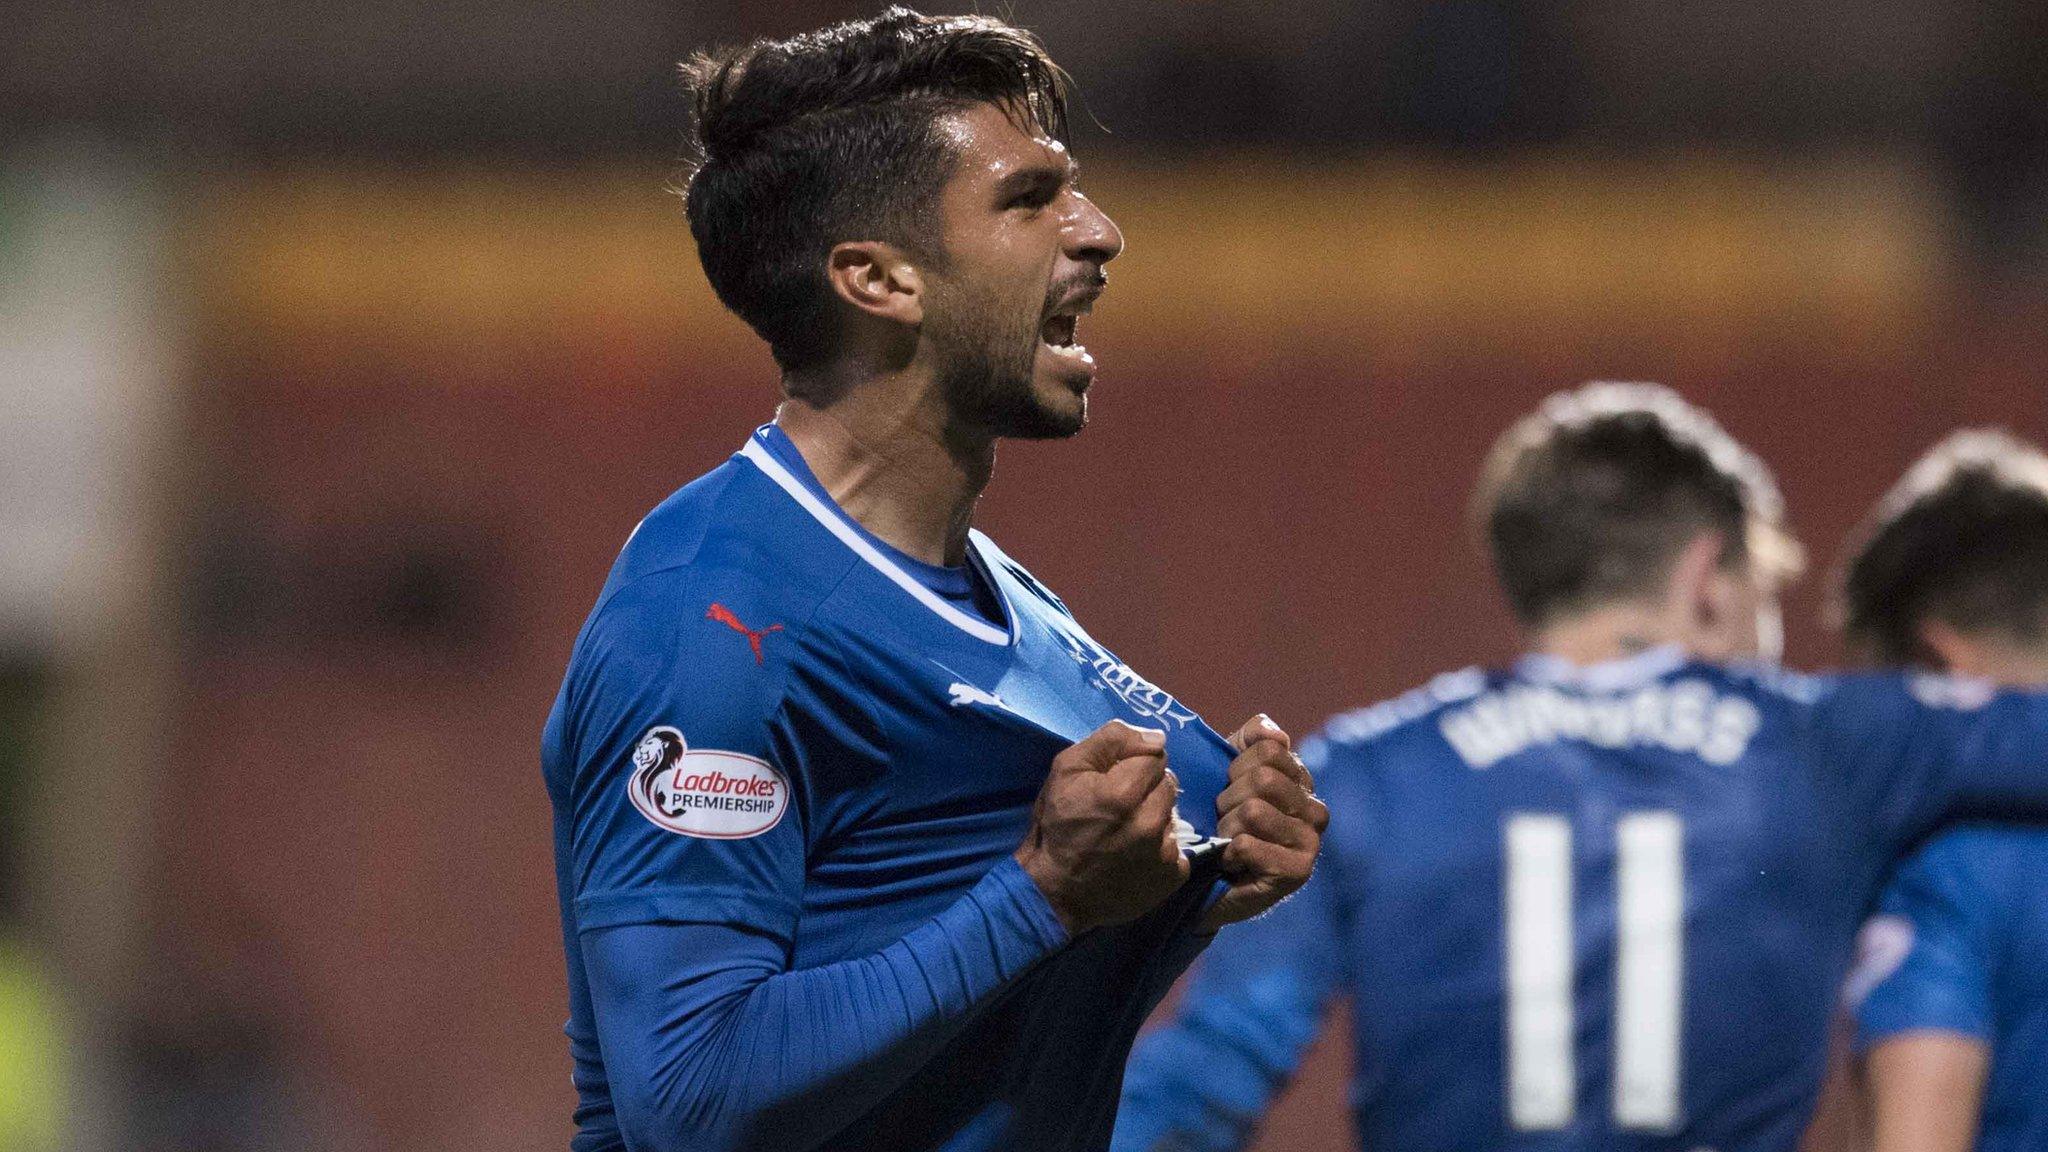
(1114, 384), (2048, 1152)
(1840, 430), (2048, 1152)
(539, 9), (1325, 1152)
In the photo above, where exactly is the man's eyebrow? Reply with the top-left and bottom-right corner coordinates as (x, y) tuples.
(993, 158), (1078, 198)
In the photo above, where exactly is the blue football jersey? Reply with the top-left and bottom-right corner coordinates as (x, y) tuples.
(1116, 649), (2048, 1152)
(1850, 826), (2048, 1152)
(542, 426), (1237, 1151)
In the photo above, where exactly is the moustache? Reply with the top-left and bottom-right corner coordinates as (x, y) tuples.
(1044, 270), (1108, 315)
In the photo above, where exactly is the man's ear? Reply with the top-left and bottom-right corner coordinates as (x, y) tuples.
(1668, 531), (1730, 628)
(825, 241), (925, 326)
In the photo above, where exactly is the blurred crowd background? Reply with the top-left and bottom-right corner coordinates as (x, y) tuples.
(3, 2), (2047, 1149)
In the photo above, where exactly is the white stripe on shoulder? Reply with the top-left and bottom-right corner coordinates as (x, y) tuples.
(738, 437), (1015, 646)
(1321, 667), (1490, 747)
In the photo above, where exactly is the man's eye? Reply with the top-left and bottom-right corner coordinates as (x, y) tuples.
(1010, 185), (1059, 210)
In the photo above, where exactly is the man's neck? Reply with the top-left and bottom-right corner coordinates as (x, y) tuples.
(774, 387), (993, 568)
(1529, 604), (1686, 667)
(1942, 637), (2048, 689)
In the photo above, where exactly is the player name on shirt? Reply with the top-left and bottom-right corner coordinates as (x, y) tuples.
(1440, 678), (1763, 769)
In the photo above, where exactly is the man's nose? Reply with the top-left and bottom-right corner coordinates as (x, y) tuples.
(1063, 191), (1124, 266)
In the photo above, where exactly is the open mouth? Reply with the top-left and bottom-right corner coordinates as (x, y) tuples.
(1038, 293), (1098, 377)
(1040, 313), (1079, 349)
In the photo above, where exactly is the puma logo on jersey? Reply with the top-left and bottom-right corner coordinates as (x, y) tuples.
(948, 682), (1009, 711)
(707, 603), (783, 665)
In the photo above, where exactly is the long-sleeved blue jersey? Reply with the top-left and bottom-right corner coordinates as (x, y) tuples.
(542, 425), (1237, 1152)
(1849, 825), (2048, 1152)
(1115, 648), (2048, 1152)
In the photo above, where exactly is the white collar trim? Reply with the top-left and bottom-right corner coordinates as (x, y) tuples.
(739, 437), (1016, 646)
(1515, 645), (1688, 691)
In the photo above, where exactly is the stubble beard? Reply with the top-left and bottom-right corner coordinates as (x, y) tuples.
(928, 281), (1085, 442)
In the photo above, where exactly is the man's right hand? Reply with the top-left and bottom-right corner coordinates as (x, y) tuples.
(1015, 719), (1191, 936)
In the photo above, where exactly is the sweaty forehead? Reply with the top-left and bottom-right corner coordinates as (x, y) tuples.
(935, 102), (1071, 184)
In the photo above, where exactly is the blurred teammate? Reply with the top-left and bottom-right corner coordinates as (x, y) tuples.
(1114, 383), (2048, 1152)
(540, 9), (1325, 1152)
(1838, 431), (2048, 1152)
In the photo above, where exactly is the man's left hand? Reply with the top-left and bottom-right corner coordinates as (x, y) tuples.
(1197, 715), (1329, 933)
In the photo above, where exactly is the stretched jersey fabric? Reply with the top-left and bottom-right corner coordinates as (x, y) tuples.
(1849, 826), (2048, 1152)
(542, 426), (1237, 1152)
(1114, 649), (2048, 1152)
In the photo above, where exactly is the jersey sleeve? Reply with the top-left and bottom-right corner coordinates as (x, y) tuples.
(1850, 832), (2004, 1050)
(557, 570), (812, 944)
(1110, 736), (1352, 1152)
(1812, 672), (2048, 858)
(584, 861), (1069, 1152)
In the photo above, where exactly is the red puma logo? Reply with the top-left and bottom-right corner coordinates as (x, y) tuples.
(707, 603), (783, 664)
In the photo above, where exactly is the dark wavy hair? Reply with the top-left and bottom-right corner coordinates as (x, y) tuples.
(1473, 382), (1803, 627)
(1838, 429), (2048, 664)
(679, 8), (1072, 384)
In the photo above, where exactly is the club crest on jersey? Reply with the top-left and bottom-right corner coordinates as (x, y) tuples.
(627, 726), (788, 839)
(1053, 628), (1198, 729)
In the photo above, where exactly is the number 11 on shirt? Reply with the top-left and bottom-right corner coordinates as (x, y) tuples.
(1505, 812), (1685, 1132)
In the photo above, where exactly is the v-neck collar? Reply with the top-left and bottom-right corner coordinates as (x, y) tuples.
(738, 432), (1020, 647)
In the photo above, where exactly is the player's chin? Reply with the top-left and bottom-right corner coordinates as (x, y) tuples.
(1012, 385), (1086, 440)
(1022, 348), (1092, 435)
(1035, 334), (1096, 392)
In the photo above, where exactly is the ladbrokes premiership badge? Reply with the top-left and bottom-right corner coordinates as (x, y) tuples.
(627, 726), (789, 839)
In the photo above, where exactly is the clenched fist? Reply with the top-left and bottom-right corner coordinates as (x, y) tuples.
(1198, 714), (1329, 932)
(1015, 719), (1191, 936)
